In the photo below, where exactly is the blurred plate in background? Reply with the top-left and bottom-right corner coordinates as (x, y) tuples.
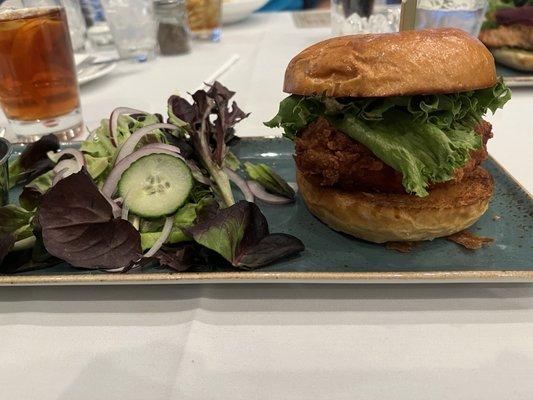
(75, 54), (117, 86)
(222, 0), (269, 25)
(78, 62), (117, 86)
(496, 64), (533, 87)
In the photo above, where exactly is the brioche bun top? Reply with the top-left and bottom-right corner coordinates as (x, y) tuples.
(284, 28), (497, 98)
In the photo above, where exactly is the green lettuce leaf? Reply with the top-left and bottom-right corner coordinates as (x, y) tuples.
(80, 113), (166, 184)
(8, 134), (59, 189)
(265, 80), (510, 197)
(140, 230), (189, 251)
(139, 200), (214, 251)
(18, 170), (54, 211)
(0, 204), (34, 241)
(84, 154), (109, 181)
(224, 150), (241, 171)
(244, 162), (295, 200)
(26, 170), (54, 193)
(80, 120), (115, 159)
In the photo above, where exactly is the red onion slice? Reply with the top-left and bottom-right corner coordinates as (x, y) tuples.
(102, 148), (185, 197)
(50, 149), (86, 185)
(144, 217), (174, 258)
(121, 205), (129, 220)
(115, 123), (179, 164)
(52, 159), (81, 182)
(51, 168), (68, 186)
(224, 167), (254, 202)
(106, 195), (122, 218)
(247, 181), (293, 205)
(109, 107), (148, 147)
(49, 148), (86, 167)
(140, 143), (182, 154)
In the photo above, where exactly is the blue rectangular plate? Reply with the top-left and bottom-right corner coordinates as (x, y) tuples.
(1, 137), (532, 285)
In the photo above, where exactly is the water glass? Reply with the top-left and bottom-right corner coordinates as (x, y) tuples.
(331, 0), (401, 35)
(61, 0), (87, 51)
(100, 0), (157, 60)
(0, 0), (83, 142)
(186, 0), (221, 41)
(0, 137), (12, 206)
(415, 0), (488, 36)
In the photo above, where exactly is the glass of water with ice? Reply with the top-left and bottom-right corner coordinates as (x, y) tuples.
(331, 0), (401, 35)
(100, 0), (157, 60)
(416, 0), (488, 36)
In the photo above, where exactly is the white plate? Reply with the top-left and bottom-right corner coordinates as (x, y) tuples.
(222, 0), (268, 25)
(78, 62), (117, 86)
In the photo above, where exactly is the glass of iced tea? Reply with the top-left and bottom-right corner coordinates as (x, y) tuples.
(186, 0), (221, 41)
(0, 1), (83, 142)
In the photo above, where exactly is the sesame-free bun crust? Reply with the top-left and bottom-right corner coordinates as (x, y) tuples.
(297, 168), (493, 243)
(284, 28), (497, 98)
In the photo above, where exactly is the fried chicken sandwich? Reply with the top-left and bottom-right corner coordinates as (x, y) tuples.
(266, 28), (510, 243)
(479, 0), (533, 71)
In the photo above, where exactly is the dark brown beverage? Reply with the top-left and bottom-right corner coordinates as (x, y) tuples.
(0, 6), (79, 122)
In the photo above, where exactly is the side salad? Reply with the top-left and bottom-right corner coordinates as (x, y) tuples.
(0, 82), (304, 274)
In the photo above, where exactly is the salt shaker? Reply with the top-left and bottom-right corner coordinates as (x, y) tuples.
(154, 0), (191, 55)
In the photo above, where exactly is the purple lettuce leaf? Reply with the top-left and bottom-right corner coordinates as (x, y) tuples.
(207, 81), (249, 165)
(154, 243), (206, 272)
(0, 234), (15, 266)
(235, 233), (304, 268)
(38, 170), (141, 269)
(154, 242), (234, 273)
(19, 186), (44, 211)
(155, 245), (195, 272)
(167, 81), (250, 207)
(8, 134), (59, 188)
(185, 200), (304, 269)
(0, 246), (59, 274)
(0, 218), (59, 274)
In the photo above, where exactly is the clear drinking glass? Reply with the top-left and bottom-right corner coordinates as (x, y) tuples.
(415, 0), (488, 36)
(61, 0), (87, 52)
(0, 137), (12, 205)
(186, 0), (221, 41)
(100, 0), (157, 60)
(0, 0), (83, 142)
(331, 0), (401, 35)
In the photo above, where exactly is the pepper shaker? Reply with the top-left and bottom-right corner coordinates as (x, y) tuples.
(154, 0), (191, 55)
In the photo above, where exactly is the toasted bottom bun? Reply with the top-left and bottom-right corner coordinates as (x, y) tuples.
(297, 168), (494, 243)
(492, 48), (533, 72)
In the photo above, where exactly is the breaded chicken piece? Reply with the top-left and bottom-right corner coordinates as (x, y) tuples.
(479, 24), (533, 50)
(294, 118), (492, 194)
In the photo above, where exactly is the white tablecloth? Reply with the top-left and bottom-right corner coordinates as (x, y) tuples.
(1, 13), (532, 399)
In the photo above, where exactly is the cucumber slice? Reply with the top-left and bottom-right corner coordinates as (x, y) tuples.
(118, 154), (193, 218)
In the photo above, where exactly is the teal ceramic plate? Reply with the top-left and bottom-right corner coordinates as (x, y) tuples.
(496, 65), (533, 87)
(2, 138), (532, 285)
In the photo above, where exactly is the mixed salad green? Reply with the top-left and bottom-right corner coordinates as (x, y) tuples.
(266, 80), (511, 197)
(0, 82), (304, 273)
